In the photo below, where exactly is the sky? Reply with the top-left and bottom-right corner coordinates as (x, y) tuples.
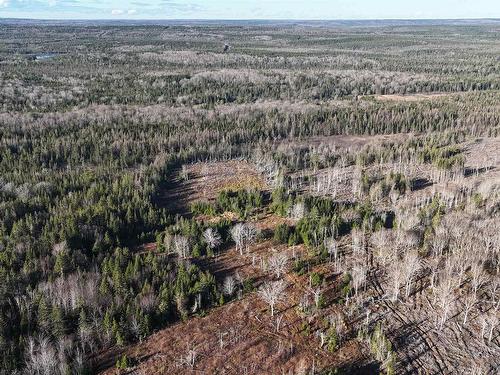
(0, 0), (499, 20)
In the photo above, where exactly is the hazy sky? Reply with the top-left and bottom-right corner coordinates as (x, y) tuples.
(0, 0), (499, 20)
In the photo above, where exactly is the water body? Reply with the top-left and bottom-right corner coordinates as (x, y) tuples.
(35, 53), (59, 61)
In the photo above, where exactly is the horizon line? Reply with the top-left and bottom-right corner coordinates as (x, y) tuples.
(1, 17), (500, 22)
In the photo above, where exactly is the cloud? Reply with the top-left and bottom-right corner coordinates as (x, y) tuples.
(0, 0), (9, 8)
(111, 8), (138, 16)
(158, 0), (204, 13)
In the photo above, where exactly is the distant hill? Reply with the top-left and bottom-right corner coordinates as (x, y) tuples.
(1, 17), (500, 27)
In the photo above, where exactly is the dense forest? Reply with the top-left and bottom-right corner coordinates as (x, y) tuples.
(0, 21), (499, 374)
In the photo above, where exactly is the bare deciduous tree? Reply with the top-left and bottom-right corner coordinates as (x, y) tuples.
(470, 262), (487, 297)
(462, 293), (477, 325)
(487, 315), (498, 343)
(243, 223), (258, 253)
(52, 241), (67, 256)
(371, 229), (393, 266)
(431, 226), (449, 257)
(203, 227), (222, 251)
(325, 237), (339, 265)
(268, 251), (288, 279)
(231, 223), (258, 255)
(231, 223), (246, 255)
(223, 276), (236, 296)
(173, 235), (190, 258)
(131, 317), (142, 342)
(25, 335), (58, 375)
(488, 279), (499, 311)
(435, 278), (454, 330)
(258, 280), (287, 317)
(402, 251), (420, 298)
(351, 264), (367, 296)
(388, 262), (404, 302)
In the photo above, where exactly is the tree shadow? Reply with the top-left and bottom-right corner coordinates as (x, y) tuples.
(411, 178), (433, 191)
(463, 166), (494, 177)
(335, 361), (381, 375)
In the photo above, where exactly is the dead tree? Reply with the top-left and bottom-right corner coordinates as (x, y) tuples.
(388, 263), (404, 302)
(223, 276), (236, 297)
(173, 235), (190, 258)
(310, 287), (323, 309)
(371, 229), (393, 266)
(179, 165), (190, 181)
(231, 223), (246, 255)
(258, 280), (287, 317)
(268, 251), (288, 279)
(470, 262), (487, 297)
(289, 201), (306, 220)
(325, 237), (339, 265)
(203, 228), (222, 252)
(463, 293), (477, 325)
(351, 264), (367, 296)
(352, 167), (364, 198)
(243, 223), (257, 253)
(402, 251), (420, 298)
(180, 347), (197, 368)
(435, 278), (454, 330)
(231, 223), (258, 255)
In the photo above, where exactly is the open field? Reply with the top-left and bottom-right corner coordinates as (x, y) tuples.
(373, 93), (456, 102)
(0, 20), (499, 375)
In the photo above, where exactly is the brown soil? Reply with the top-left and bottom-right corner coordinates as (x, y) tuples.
(97, 295), (358, 375)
